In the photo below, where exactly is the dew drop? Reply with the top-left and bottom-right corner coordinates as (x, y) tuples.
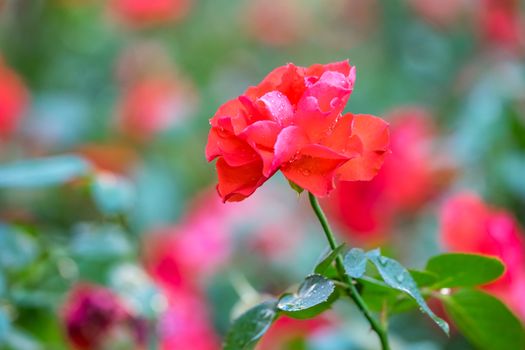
(301, 169), (311, 176)
(378, 256), (388, 266)
(395, 274), (405, 283)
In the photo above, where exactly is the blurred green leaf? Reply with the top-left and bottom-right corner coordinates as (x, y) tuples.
(443, 289), (525, 350)
(343, 248), (368, 279)
(90, 174), (135, 216)
(223, 300), (277, 350)
(71, 224), (132, 260)
(109, 264), (164, 319)
(367, 249), (449, 335)
(408, 270), (438, 288)
(277, 274), (337, 319)
(0, 308), (10, 344)
(314, 244), (345, 275)
(0, 272), (5, 296)
(0, 225), (38, 271)
(426, 253), (505, 288)
(0, 155), (91, 188)
(5, 327), (43, 350)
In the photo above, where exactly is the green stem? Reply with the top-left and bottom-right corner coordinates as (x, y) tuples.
(308, 192), (391, 350)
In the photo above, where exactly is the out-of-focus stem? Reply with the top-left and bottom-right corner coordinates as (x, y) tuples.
(308, 192), (391, 350)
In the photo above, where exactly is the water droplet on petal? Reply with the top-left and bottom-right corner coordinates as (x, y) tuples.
(301, 169), (311, 176)
(378, 256), (388, 266)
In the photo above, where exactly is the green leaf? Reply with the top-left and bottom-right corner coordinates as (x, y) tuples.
(314, 244), (345, 275)
(223, 300), (277, 350)
(367, 249), (449, 335)
(91, 173), (135, 215)
(426, 253), (505, 288)
(343, 248), (368, 278)
(443, 289), (525, 350)
(288, 180), (304, 194)
(277, 274), (337, 319)
(0, 155), (91, 188)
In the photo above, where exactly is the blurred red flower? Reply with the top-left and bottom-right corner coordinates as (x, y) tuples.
(478, 0), (524, 52)
(109, 0), (191, 27)
(440, 193), (525, 320)
(62, 283), (145, 350)
(116, 77), (196, 141)
(0, 59), (28, 139)
(206, 61), (389, 202)
(326, 107), (451, 243)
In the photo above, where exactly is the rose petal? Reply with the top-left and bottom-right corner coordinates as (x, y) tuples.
(209, 98), (250, 135)
(324, 113), (363, 157)
(272, 125), (309, 168)
(257, 91), (294, 126)
(306, 60), (354, 78)
(206, 127), (258, 166)
(239, 120), (281, 176)
(215, 158), (267, 202)
(336, 114), (390, 181)
(352, 114), (390, 152)
(281, 144), (350, 197)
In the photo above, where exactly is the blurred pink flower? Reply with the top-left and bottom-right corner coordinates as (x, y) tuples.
(440, 193), (525, 321)
(109, 0), (191, 27)
(143, 191), (236, 292)
(325, 107), (453, 243)
(159, 290), (220, 350)
(62, 283), (145, 350)
(0, 59), (28, 139)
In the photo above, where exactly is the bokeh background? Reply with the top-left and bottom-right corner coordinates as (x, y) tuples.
(0, 0), (524, 349)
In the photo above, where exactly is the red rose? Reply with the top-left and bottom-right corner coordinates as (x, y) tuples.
(440, 193), (525, 320)
(206, 61), (389, 202)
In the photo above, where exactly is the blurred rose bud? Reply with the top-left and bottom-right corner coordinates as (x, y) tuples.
(62, 283), (145, 350)
(116, 76), (197, 142)
(476, 0), (524, 53)
(243, 0), (311, 46)
(76, 142), (138, 174)
(0, 59), (28, 139)
(408, 0), (465, 28)
(109, 0), (191, 28)
(440, 193), (525, 320)
(325, 107), (455, 243)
